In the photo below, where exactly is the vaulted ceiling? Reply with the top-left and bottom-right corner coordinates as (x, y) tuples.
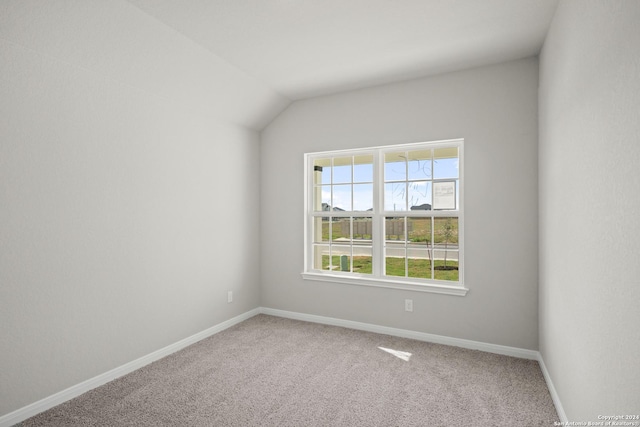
(127, 0), (559, 100)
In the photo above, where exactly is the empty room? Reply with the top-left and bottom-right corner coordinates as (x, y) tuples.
(1, 0), (639, 426)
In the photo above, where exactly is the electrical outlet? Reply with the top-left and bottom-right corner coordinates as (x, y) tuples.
(405, 299), (413, 312)
(227, 291), (233, 303)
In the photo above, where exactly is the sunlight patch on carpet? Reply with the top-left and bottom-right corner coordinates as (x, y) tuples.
(378, 346), (412, 361)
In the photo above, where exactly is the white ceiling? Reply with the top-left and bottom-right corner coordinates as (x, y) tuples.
(127, 0), (559, 100)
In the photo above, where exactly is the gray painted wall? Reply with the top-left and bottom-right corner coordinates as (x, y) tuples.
(260, 58), (539, 350)
(539, 0), (640, 420)
(7, 0), (639, 420)
(0, 1), (287, 417)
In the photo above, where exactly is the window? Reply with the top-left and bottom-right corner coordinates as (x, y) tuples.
(303, 139), (466, 296)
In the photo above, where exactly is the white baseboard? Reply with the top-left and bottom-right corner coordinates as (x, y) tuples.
(0, 308), (261, 427)
(537, 352), (568, 423)
(2, 306), (567, 426)
(260, 307), (539, 360)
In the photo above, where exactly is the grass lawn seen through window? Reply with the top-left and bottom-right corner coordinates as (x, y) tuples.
(322, 255), (458, 281)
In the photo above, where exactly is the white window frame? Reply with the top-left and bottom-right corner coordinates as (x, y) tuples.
(302, 138), (468, 296)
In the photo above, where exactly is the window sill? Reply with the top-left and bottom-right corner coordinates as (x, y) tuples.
(301, 272), (468, 296)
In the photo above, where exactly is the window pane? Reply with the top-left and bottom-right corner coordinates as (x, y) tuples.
(353, 219), (373, 242)
(385, 251), (406, 277)
(332, 218), (351, 243)
(332, 184), (352, 211)
(408, 217), (431, 246)
(434, 217), (458, 248)
(384, 182), (406, 211)
(434, 147), (459, 179)
(433, 180), (457, 211)
(353, 183), (373, 211)
(314, 158), (332, 185)
(408, 149), (432, 180)
(331, 244), (351, 273)
(408, 249), (431, 279)
(385, 216), (406, 277)
(333, 157), (352, 184)
(408, 181), (431, 211)
(433, 250), (458, 281)
(354, 155), (373, 183)
(353, 246), (372, 275)
(433, 217), (458, 281)
(313, 186), (321, 211)
(313, 244), (331, 271)
(314, 185), (332, 212)
(313, 185), (332, 212)
(385, 217), (407, 242)
(384, 152), (406, 181)
(313, 217), (330, 243)
(329, 254), (351, 272)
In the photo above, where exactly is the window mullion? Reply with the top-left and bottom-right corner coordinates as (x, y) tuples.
(404, 154), (408, 277)
(431, 216), (435, 280)
(350, 157), (354, 273)
(350, 218), (354, 273)
(372, 151), (384, 277)
(328, 218), (332, 271)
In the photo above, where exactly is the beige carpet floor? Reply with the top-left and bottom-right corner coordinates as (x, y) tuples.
(20, 314), (559, 426)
